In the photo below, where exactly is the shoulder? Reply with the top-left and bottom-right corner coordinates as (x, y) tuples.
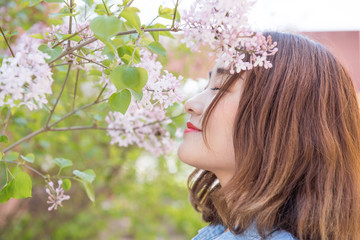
(192, 224), (298, 240)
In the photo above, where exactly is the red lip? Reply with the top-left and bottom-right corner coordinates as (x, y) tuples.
(185, 122), (202, 132)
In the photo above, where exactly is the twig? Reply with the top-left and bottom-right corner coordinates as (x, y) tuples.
(48, 27), (180, 65)
(0, 26), (15, 57)
(72, 53), (109, 69)
(129, 34), (141, 65)
(102, 0), (110, 15)
(0, 160), (47, 179)
(95, 84), (108, 103)
(67, 0), (73, 50)
(50, 62), (72, 68)
(3, 128), (47, 153)
(73, 69), (80, 111)
(52, 26), (89, 49)
(1, 107), (11, 135)
(171, 0), (179, 29)
(49, 113), (185, 132)
(125, 0), (135, 8)
(45, 62), (73, 128)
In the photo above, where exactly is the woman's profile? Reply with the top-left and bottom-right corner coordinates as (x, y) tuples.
(177, 32), (360, 240)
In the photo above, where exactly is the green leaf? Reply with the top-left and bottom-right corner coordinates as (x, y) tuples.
(117, 45), (140, 64)
(20, 153), (35, 163)
(81, 181), (95, 202)
(49, 8), (79, 18)
(149, 31), (159, 42)
(30, 34), (44, 40)
(28, 0), (42, 7)
(147, 42), (166, 58)
(53, 158), (73, 169)
(9, 167), (32, 199)
(110, 65), (140, 89)
(73, 169), (96, 183)
(38, 45), (63, 63)
(152, 23), (175, 39)
(5, 152), (19, 161)
(44, 0), (63, 2)
(90, 15), (124, 40)
(109, 89), (132, 114)
(0, 182), (12, 204)
(165, 123), (177, 138)
(131, 67), (148, 93)
(61, 179), (71, 191)
(0, 135), (8, 144)
(120, 7), (141, 32)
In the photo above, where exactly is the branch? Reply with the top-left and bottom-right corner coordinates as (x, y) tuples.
(0, 26), (15, 57)
(1, 160), (47, 179)
(50, 62), (72, 68)
(72, 53), (109, 69)
(67, 0), (73, 50)
(102, 0), (110, 16)
(171, 0), (180, 29)
(45, 62), (73, 128)
(48, 27), (181, 65)
(129, 34), (141, 65)
(72, 69), (80, 111)
(3, 128), (47, 153)
(125, 0), (135, 8)
(52, 26), (89, 49)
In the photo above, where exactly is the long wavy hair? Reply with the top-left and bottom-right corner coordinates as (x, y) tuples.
(188, 32), (360, 240)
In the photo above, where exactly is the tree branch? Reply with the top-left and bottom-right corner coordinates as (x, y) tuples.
(171, 0), (179, 29)
(48, 27), (181, 65)
(1, 160), (47, 179)
(0, 26), (15, 57)
(72, 53), (109, 69)
(52, 26), (89, 49)
(72, 69), (80, 111)
(67, 0), (73, 50)
(45, 62), (73, 128)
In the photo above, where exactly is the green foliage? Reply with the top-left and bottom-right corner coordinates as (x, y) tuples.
(20, 153), (35, 163)
(53, 158), (73, 169)
(109, 89), (132, 114)
(147, 41), (167, 58)
(62, 179), (71, 191)
(0, 167), (32, 203)
(90, 15), (124, 40)
(120, 7), (141, 32)
(38, 45), (63, 63)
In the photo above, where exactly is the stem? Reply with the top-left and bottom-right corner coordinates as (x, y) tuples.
(0, 26), (15, 57)
(129, 34), (140, 65)
(72, 69), (80, 111)
(0, 160), (47, 179)
(48, 28), (180, 65)
(125, 0), (135, 8)
(1, 107), (11, 135)
(102, 0), (110, 15)
(52, 26), (89, 49)
(171, 0), (179, 29)
(72, 53), (109, 69)
(67, 0), (73, 50)
(3, 128), (47, 154)
(45, 62), (73, 128)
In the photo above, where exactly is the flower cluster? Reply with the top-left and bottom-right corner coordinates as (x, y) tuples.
(0, 34), (53, 111)
(45, 180), (70, 211)
(104, 49), (184, 157)
(182, 0), (278, 73)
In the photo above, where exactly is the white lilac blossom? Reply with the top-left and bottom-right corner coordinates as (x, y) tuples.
(182, 0), (278, 74)
(0, 34), (53, 111)
(104, 49), (184, 157)
(45, 180), (70, 211)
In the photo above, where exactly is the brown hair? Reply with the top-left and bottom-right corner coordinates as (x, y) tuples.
(188, 32), (360, 239)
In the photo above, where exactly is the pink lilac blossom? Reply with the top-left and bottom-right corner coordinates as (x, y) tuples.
(104, 49), (184, 157)
(182, 0), (278, 74)
(0, 34), (53, 111)
(45, 180), (70, 211)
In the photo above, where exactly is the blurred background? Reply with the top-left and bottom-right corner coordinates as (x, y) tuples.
(0, 0), (359, 239)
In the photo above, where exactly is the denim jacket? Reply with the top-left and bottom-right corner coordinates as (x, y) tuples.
(192, 222), (298, 240)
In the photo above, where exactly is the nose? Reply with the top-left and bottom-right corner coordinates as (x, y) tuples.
(184, 95), (204, 116)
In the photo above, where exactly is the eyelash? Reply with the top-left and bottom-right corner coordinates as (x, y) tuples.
(210, 87), (221, 91)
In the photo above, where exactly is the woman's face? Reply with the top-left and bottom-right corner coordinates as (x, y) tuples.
(177, 63), (245, 185)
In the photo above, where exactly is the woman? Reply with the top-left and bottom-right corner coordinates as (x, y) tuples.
(177, 32), (360, 240)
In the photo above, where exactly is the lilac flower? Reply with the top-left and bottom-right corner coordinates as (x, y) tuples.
(182, 0), (278, 74)
(0, 34), (54, 111)
(104, 49), (184, 157)
(45, 180), (70, 211)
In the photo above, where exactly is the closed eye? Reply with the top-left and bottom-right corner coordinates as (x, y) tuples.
(211, 87), (221, 91)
